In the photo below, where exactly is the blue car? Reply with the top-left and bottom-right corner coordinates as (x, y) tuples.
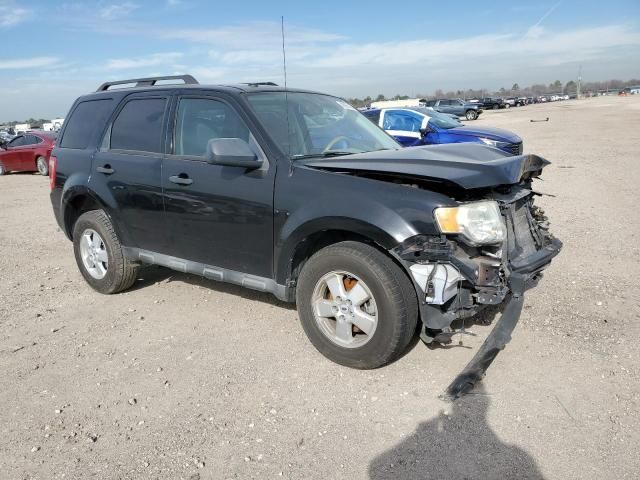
(362, 107), (523, 155)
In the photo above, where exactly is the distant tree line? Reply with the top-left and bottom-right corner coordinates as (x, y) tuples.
(346, 78), (640, 108)
(1, 118), (51, 127)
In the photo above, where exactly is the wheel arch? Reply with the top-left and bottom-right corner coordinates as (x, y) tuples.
(276, 217), (401, 289)
(61, 188), (126, 243)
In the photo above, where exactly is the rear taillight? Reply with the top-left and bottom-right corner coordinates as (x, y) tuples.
(49, 155), (57, 190)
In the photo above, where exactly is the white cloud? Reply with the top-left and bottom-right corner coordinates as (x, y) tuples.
(0, 0), (31, 26)
(99, 2), (139, 20)
(159, 21), (344, 50)
(0, 57), (61, 70)
(105, 52), (184, 70)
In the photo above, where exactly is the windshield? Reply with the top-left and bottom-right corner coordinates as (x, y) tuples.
(246, 92), (400, 159)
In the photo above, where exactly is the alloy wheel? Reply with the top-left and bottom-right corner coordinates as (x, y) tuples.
(311, 271), (378, 348)
(79, 229), (109, 279)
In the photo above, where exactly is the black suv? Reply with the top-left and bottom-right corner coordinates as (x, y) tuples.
(50, 75), (561, 397)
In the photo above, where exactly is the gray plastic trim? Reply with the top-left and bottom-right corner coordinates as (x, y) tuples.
(124, 247), (289, 301)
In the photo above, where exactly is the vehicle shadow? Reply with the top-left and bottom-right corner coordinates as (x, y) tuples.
(368, 386), (546, 480)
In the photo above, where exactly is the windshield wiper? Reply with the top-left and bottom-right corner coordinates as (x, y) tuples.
(291, 151), (355, 160)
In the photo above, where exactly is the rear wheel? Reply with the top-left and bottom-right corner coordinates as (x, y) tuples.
(72, 210), (138, 294)
(465, 110), (478, 120)
(0, 164), (6, 175)
(36, 156), (48, 176)
(296, 241), (418, 369)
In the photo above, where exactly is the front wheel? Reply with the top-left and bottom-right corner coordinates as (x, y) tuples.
(296, 241), (418, 369)
(72, 210), (138, 294)
(36, 156), (48, 176)
(465, 110), (478, 120)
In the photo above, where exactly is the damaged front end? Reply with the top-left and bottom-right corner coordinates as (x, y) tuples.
(391, 183), (562, 400)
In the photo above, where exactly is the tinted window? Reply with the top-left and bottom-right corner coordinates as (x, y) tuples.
(424, 100), (436, 106)
(111, 98), (167, 153)
(438, 99), (451, 105)
(175, 98), (249, 157)
(60, 99), (113, 149)
(362, 110), (381, 124)
(26, 135), (42, 145)
(383, 110), (423, 132)
(9, 136), (26, 147)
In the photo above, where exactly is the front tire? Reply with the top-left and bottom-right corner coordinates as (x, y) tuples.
(36, 156), (48, 176)
(465, 110), (478, 120)
(296, 241), (418, 369)
(72, 210), (138, 294)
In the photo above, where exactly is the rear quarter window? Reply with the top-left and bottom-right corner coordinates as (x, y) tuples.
(60, 99), (113, 149)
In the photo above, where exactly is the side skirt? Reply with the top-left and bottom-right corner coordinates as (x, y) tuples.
(123, 247), (289, 302)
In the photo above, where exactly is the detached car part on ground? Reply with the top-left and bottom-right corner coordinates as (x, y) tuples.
(50, 76), (561, 399)
(362, 107), (523, 155)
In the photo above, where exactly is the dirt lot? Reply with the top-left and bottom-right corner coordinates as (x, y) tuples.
(1, 96), (639, 480)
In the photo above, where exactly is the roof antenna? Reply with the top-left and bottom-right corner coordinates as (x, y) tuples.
(281, 16), (293, 175)
(281, 16), (287, 89)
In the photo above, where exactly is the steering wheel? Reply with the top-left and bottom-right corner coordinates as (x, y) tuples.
(323, 135), (350, 153)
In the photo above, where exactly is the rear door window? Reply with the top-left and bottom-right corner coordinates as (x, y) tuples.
(60, 99), (113, 149)
(111, 98), (167, 153)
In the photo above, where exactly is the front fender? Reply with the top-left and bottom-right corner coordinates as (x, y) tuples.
(274, 165), (454, 283)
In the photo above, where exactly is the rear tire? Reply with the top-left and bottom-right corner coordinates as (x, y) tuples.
(72, 210), (138, 294)
(465, 110), (478, 121)
(0, 164), (6, 175)
(296, 241), (418, 369)
(36, 156), (48, 176)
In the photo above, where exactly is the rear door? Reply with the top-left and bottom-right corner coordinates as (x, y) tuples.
(91, 93), (169, 253)
(161, 94), (275, 277)
(435, 99), (454, 114)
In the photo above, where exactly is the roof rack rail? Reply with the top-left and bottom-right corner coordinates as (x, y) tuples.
(241, 82), (278, 87)
(96, 74), (199, 92)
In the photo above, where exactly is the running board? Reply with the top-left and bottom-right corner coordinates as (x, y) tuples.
(123, 247), (289, 301)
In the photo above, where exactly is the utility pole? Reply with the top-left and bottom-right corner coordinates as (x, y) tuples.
(577, 64), (582, 99)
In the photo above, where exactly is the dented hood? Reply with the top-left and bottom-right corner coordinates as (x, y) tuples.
(301, 143), (549, 189)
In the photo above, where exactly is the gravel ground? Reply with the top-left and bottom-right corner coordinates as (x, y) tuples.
(1, 95), (639, 480)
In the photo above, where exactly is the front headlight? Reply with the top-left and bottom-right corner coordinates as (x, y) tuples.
(434, 201), (505, 245)
(479, 137), (509, 149)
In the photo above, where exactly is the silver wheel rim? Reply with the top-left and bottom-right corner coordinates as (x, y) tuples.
(79, 229), (108, 279)
(37, 158), (47, 174)
(311, 271), (378, 348)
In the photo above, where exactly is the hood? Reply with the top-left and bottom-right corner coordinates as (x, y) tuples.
(445, 125), (522, 144)
(300, 143), (549, 190)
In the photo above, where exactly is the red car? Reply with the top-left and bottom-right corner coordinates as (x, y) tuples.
(0, 132), (56, 176)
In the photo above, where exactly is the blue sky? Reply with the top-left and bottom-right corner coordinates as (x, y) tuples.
(1, 0), (639, 120)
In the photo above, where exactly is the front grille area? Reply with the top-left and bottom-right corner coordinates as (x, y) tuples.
(509, 142), (523, 155)
(505, 199), (544, 263)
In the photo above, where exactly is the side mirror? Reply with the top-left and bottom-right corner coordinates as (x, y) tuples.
(419, 125), (431, 137)
(206, 138), (263, 169)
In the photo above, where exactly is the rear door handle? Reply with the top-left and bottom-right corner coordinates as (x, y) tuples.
(169, 174), (193, 186)
(96, 165), (114, 175)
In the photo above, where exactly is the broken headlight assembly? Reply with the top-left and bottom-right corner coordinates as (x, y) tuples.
(434, 200), (505, 245)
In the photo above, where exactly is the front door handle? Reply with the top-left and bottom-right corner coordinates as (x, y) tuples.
(96, 165), (114, 175)
(169, 174), (193, 186)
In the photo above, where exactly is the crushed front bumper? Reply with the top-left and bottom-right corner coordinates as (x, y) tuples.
(391, 192), (562, 399)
